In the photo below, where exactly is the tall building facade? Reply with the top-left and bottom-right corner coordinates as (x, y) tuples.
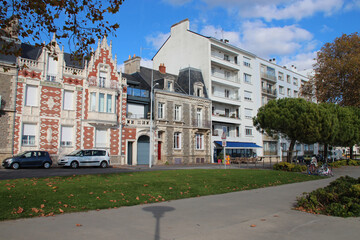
(153, 19), (312, 161)
(0, 37), (127, 164)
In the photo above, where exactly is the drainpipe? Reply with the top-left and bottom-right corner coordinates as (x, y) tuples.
(119, 84), (124, 165)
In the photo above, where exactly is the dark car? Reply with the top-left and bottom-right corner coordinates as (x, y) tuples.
(2, 151), (52, 169)
(292, 156), (305, 163)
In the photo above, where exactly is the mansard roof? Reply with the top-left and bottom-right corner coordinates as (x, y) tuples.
(123, 66), (208, 99)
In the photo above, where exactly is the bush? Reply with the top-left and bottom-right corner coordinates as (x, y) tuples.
(273, 162), (306, 172)
(329, 159), (360, 168)
(296, 176), (360, 217)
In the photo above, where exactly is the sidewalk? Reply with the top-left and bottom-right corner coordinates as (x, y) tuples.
(0, 167), (359, 240)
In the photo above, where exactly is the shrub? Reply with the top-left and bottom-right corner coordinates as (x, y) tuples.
(296, 176), (360, 217)
(273, 162), (306, 172)
(329, 159), (360, 168)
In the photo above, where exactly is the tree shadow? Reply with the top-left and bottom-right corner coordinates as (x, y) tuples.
(143, 206), (175, 240)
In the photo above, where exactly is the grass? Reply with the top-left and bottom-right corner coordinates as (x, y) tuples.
(0, 169), (321, 221)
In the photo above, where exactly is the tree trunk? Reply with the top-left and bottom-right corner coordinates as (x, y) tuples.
(350, 146), (354, 160)
(324, 144), (328, 163)
(287, 139), (296, 163)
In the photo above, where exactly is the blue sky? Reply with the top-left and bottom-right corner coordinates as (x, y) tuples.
(59, 0), (360, 73)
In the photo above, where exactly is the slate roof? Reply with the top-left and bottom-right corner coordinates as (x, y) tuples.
(123, 66), (209, 99)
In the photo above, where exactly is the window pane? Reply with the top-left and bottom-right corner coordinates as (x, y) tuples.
(107, 94), (112, 113)
(25, 85), (38, 106)
(61, 126), (73, 146)
(63, 91), (74, 110)
(99, 93), (105, 112)
(95, 129), (107, 147)
(90, 92), (96, 111)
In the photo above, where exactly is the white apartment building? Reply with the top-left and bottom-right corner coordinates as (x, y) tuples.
(153, 19), (314, 161)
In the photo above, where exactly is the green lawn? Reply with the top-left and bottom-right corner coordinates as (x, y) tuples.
(0, 169), (321, 221)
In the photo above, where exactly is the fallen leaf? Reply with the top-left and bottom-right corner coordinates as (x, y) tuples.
(16, 207), (24, 214)
(76, 224), (82, 227)
(32, 208), (39, 213)
(59, 208), (64, 213)
(250, 224), (256, 227)
(41, 204), (45, 208)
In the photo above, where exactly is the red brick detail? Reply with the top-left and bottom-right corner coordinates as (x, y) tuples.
(18, 69), (41, 80)
(83, 127), (94, 149)
(84, 89), (89, 119)
(110, 128), (119, 155)
(63, 77), (83, 86)
(39, 86), (62, 117)
(15, 82), (24, 114)
(76, 90), (82, 119)
(39, 119), (59, 154)
(76, 121), (81, 149)
(13, 116), (22, 154)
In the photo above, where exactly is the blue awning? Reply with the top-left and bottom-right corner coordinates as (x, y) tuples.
(215, 141), (262, 148)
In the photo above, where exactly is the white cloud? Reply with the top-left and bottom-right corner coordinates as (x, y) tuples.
(279, 51), (317, 73)
(162, 0), (193, 6)
(201, 0), (344, 21)
(146, 32), (170, 51)
(140, 58), (154, 68)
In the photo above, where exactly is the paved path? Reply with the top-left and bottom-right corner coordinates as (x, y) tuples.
(0, 167), (359, 240)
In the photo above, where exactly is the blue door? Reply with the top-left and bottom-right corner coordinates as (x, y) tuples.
(137, 135), (149, 165)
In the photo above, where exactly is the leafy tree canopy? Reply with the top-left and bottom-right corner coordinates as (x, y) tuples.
(307, 32), (360, 107)
(0, 0), (124, 60)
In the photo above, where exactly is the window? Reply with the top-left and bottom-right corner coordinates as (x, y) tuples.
(174, 132), (181, 149)
(196, 88), (202, 97)
(281, 143), (287, 151)
(245, 127), (253, 136)
(287, 88), (291, 96)
(225, 89), (230, 98)
(99, 72), (106, 88)
(106, 94), (112, 113)
(95, 129), (107, 148)
(167, 80), (173, 91)
(225, 108), (230, 117)
(90, 92), (96, 111)
(60, 126), (73, 146)
(279, 86), (284, 95)
(196, 108), (202, 127)
(224, 54), (230, 61)
(174, 105), (181, 121)
(25, 85), (38, 106)
(278, 72), (284, 81)
(99, 93), (105, 112)
(287, 75), (291, 83)
(63, 90), (74, 110)
(245, 108), (252, 119)
(244, 91), (252, 101)
(294, 90), (298, 97)
(293, 77), (298, 86)
(236, 126), (240, 137)
(243, 57), (251, 67)
(224, 71), (230, 80)
(158, 102), (164, 119)
(195, 134), (204, 150)
(22, 124), (36, 145)
(244, 73), (251, 83)
(47, 56), (58, 81)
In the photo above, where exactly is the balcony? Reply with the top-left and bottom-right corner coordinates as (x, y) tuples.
(211, 54), (239, 71)
(262, 87), (277, 97)
(212, 113), (242, 124)
(126, 118), (150, 126)
(192, 119), (211, 129)
(87, 111), (117, 126)
(127, 87), (149, 98)
(211, 92), (241, 106)
(261, 72), (276, 82)
(211, 72), (240, 85)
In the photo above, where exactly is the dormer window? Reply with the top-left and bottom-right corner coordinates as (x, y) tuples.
(194, 82), (204, 97)
(166, 79), (174, 91)
(47, 55), (58, 82)
(99, 71), (107, 88)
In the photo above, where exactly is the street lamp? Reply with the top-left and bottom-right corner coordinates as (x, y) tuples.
(149, 81), (159, 168)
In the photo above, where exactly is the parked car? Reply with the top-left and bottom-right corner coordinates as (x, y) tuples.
(2, 151), (52, 169)
(58, 149), (110, 169)
(292, 155), (305, 163)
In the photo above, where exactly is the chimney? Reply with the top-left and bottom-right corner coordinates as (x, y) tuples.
(272, 58), (276, 64)
(159, 63), (166, 74)
(123, 55), (141, 74)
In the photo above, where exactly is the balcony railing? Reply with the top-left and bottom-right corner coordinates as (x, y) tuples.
(127, 113), (146, 119)
(211, 72), (239, 83)
(262, 88), (277, 96)
(212, 92), (240, 101)
(261, 72), (276, 82)
(192, 119), (211, 129)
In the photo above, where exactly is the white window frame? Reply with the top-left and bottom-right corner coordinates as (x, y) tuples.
(63, 90), (74, 110)
(245, 127), (253, 136)
(244, 91), (252, 101)
(25, 85), (38, 107)
(90, 92), (96, 111)
(174, 132), (181, 149)
(99, 71), (106, 88)
(60, 126), (73, 146)
(174, 105), (181, 121)
(244, 73), (251, 83)
(22, 123), (36, 146)
(99, 93), (105, 112)
(95, 129), (107, 148)
(106, 94), (112, 113)
(245, 108), (252, 119)
(279, 86), (284, 95)
(158, 102), (164, 119)
(195, 133), (204, 150)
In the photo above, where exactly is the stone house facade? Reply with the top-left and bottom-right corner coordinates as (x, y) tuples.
(0, 37), (127, 164)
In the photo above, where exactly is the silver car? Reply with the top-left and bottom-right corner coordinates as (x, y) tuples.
(58, 149), (110, 169)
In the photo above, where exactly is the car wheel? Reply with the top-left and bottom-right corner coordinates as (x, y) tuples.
(70, 161), (79, 169)
(11, 162), (20, 170)
(100, 161), (108, 168)
(43, 162), (51, 169)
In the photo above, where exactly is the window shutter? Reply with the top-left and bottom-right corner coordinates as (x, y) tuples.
(25, 85), (38, 106)
(23, 124), (36, 135)
(63, 91), (74, 110)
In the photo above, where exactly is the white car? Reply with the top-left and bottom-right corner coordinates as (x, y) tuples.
(58, 149), (110, 168)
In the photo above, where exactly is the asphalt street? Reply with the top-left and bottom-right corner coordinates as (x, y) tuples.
(0, 166), (359, 240)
